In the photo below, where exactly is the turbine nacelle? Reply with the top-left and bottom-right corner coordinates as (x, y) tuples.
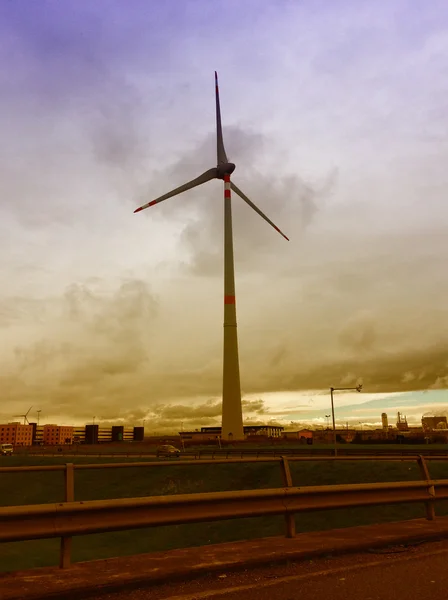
(133, 72), (289, 243)
(217, 162), (236, 179)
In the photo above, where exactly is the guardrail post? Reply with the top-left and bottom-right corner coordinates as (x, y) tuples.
(59, 463), (74, 568)
(417, 455), (435, 521)
(280, 456), (296, 538)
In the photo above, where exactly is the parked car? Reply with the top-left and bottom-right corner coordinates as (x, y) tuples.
(1, 443), (13, 456)
(156, 444), (181, 458)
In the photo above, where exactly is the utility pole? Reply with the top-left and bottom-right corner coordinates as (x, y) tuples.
(330, 384), (363, 457)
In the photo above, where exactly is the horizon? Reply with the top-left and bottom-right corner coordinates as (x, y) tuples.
(3, 389), (447, 434)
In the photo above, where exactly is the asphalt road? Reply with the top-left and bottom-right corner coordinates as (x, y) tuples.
(86, 540), (448, 600)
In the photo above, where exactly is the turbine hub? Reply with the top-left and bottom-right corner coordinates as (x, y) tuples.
(217, 162), (236, 179)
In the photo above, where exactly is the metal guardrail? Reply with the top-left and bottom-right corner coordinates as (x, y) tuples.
(1, 479), (446, 545)
(0, 454), (443, 569)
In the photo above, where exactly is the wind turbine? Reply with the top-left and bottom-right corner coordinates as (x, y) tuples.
(134, 72), (289, 440)
(14, 406), (33, 425)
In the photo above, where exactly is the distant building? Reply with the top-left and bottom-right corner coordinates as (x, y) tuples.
(422, 416), (448, 432)
(0, 422), (33, 446)
(242, 425), (284, 438)
(73, 425), (144, 444)
(73, 426), (86, 444)
(396, 412), (409, 432)
(282, 429), (313, 441)
(29, 423), (43, 445)
(43, 425), (74, 445)
(179, 425), (284, 441)
(0, 421), (145, 447)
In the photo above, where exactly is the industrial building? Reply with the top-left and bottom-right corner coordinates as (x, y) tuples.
(282, 429), (313, 442)
(310, 412), (448, 445)
(179, 425), (284, 442)
(422, 416), (448, 431)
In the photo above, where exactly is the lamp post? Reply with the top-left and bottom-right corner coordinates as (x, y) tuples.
(330, 384), (362, 457)
(37, 410), (41, 427)
(325, 414), (331, 429)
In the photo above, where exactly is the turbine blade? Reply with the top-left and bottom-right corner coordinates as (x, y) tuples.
(134, 168), (218, 213)
(230, 182), (289, 241)
(215, 71), (228, 165)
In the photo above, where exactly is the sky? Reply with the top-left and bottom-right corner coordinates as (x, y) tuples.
(1, 0), (448, 433)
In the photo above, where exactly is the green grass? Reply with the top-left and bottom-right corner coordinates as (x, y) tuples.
(15, 442), (448, 455)
(188, 443), (448, 451)
(1, 455), (448, 572)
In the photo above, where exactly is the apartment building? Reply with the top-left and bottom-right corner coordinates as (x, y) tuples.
(0, 422), (33, 446)
(42, 425), (74, 445)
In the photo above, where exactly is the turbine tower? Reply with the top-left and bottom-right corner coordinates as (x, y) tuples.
(134, 72), (289, 440)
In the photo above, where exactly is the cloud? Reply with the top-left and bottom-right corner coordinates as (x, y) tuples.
(402, 371), (416, 383)
(0, 279), (157, 416)
(429, 375), (448, 390)
(1, 1), (448, 433)
(338, 310), (376, 353)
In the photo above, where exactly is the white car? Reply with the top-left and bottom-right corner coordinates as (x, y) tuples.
(1, 443), (13, 456)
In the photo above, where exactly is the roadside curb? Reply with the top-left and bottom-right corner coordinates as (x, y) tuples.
(2, 518), (448, 600)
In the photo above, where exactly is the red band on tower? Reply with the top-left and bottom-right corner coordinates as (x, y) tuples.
(224, 188), (231, 198)
(224, 295), (235, 304)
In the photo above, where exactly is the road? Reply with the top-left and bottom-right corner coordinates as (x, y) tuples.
(86, 539), (448, 600)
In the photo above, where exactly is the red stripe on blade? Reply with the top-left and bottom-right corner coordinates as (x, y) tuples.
(274, 225), (289, 241)
(134, 207), (143, 213)
(224, 295), (235, 304)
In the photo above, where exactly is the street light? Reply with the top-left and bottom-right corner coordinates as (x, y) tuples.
(330, 384), (362, 457)
(325, 414), (331, 429)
